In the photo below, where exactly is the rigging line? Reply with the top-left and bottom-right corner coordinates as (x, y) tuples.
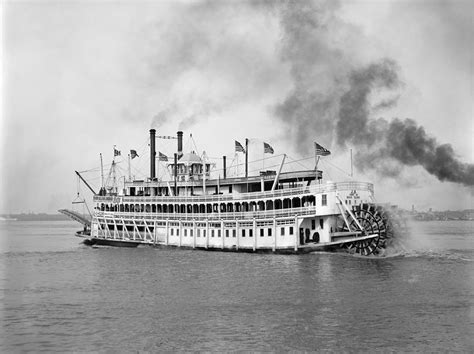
(286, 155), (313, 171)
(319, 158), (351, 177)
(190, 134), (200, 156)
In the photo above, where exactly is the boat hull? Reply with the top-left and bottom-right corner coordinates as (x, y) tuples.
(76, 230), (140, 248)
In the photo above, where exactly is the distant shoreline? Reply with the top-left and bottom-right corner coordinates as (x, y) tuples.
(0, 213), (72, 222)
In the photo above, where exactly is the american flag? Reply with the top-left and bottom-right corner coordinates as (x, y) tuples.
(114, 148), (121, 157)
(130, 149), (139, 159)
(263, 142), (274, 154)
(158, 151), (168, 161)
(315, 142), (331, 156)
(235, 140), (245, 153)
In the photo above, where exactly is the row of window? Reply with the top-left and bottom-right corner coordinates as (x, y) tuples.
(97, 194), (327, 213)
(169, 227), (295, 237)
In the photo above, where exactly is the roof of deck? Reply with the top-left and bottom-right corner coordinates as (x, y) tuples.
(125, 170), (321, 188)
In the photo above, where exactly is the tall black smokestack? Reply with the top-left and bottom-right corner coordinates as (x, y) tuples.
(177, 131), (183, 158)
(149, 129), (156, 180)
(223, 156), (226, 179)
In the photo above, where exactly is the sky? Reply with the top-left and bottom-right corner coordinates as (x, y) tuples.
(1, 0), (473, 213)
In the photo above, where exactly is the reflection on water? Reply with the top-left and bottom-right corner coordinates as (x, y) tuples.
(1, 220), (473, 351)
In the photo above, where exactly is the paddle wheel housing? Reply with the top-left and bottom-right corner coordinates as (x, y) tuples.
(335, 202), (407, 256)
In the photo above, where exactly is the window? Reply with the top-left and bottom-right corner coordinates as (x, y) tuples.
(197, 229), (200, 237)
(233, 229), (236, 237)
(242, 229), (246, 237)
(322, 194), (327, 206)
(281, 227), (285, 236)
(289, 227), (294, 235)
(311, 220), (315, 229)
(320, 219), (324, 229)
(211, 230), (215, 237)
(184, 229), (187, 237)
(171, 229), (174, 236)
(203, 230), (206, 237)
(249, 229), (253, 237)
(260, 229), (264, 237)
(226, 229), (229, 237)
(229, 185), (233, 193)
(218, 230), (221, 237)
(268, 228), (272, 237)
(190, 229), (193, 237)
(177, 229), (180, 236)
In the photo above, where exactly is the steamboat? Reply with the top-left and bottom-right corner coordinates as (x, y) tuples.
(61, 129), (402, 256)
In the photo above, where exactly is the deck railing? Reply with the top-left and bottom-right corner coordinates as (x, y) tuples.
(93, 181), (373, 204)
(95, 206), (317, 221)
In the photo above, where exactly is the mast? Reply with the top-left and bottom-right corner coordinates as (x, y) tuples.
(202, 152), (206, 195)
(174, 153), (178, 196)
(100, 153), (104, 188)
(271, 154), (286, 191)
(245, 138), (249, 178)
(128, 153), (131, 181)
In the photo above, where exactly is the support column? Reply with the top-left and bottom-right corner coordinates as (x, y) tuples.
(221, 221), (224, 249)
(179, 220), (182, 247)
(273, 217), (276, 252)
(294, 215), (299, 251)
(193, 220), (196, 249)
(236, 220), (239, 251)
(205, 220), (209, 249)
(253, 218), (257, 251)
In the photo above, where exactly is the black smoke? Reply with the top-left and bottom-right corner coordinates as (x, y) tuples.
(337, 61), (474, 186)
(273, 0), (473, 187)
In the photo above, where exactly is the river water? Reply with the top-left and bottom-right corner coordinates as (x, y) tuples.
(1, 220), (473, 351)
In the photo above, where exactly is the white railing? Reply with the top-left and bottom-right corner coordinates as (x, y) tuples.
(93, 181), (373, 204)
(95, 206), (317, 221)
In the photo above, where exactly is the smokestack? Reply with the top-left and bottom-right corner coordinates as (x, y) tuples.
(150, 129), (156, 180)
(177, 131), (183, 158)
(223, 156), (226, 179)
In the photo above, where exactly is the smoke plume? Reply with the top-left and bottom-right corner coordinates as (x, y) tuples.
(273, 0), (473, 186)
(337, 61), (474, 186)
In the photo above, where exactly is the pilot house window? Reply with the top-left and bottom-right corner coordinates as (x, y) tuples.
(322, 194), (327, 206)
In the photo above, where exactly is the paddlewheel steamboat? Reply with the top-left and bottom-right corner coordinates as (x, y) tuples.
(61, 129), (403, 255)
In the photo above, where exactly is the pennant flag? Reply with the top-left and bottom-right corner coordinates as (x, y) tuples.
(114, 148), (121, 157)
(130, 149), (139, 159)
(235, 140), (245, 153)
(158, 151), (168, 161)
(263, 142), (274, 154)
(315, 142), (331, 156)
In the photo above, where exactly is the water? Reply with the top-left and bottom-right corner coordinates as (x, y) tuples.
(1, 220), (473, 351)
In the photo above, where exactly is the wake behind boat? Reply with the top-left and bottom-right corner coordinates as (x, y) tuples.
(60, 129), (405, 256)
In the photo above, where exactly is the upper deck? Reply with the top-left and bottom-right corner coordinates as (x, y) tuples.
(94, 181), (374, 204)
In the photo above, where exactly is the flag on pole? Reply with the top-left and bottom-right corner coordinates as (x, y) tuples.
(235, 140), (245, 153)
(114, 148), (121, 156)
(263, 142), (274, 154)
(315, 142), (331, 156)
(158, 151), (168, 161)
(130, 149), (139, 159)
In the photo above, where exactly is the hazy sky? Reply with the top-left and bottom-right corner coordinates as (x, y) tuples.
(1, 0), (473, 213)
